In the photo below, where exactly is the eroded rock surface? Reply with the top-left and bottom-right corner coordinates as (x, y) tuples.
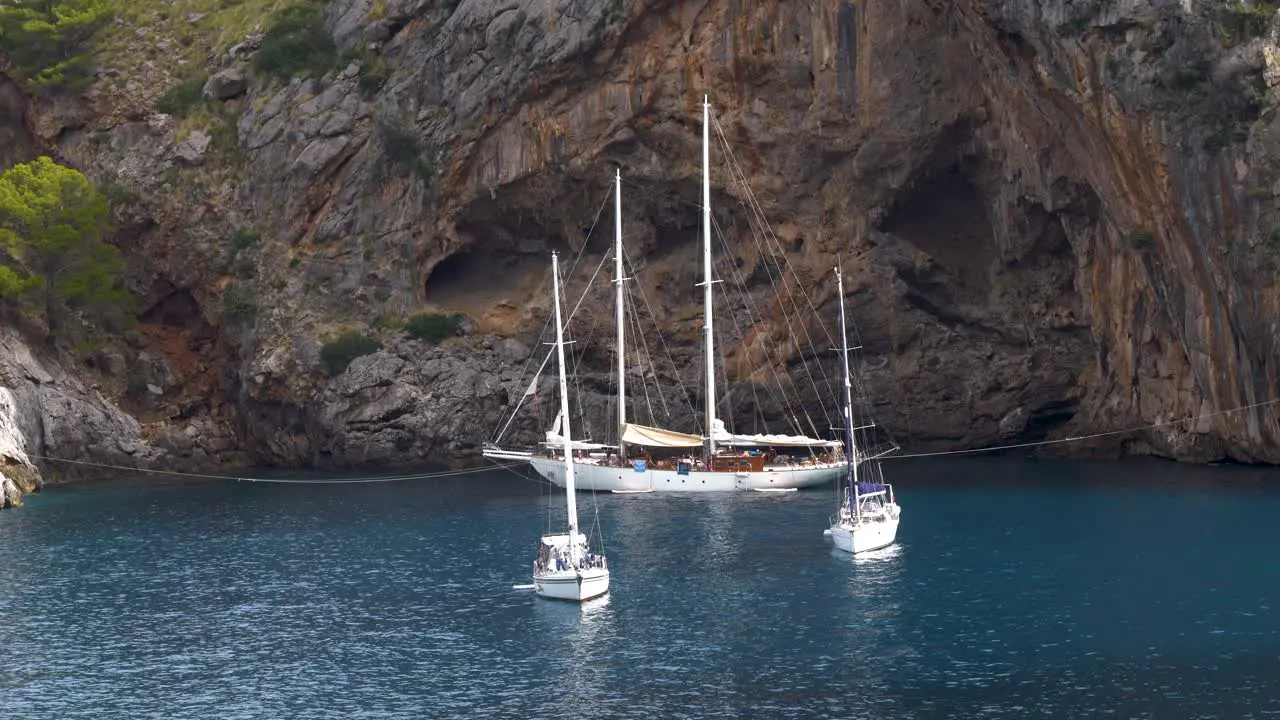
(4, 0), (1280, 506)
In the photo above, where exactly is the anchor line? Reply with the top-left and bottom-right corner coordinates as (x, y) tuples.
(884, 397), (1280, 460)
(20, 453), (525, 484)
(19, 399), (1280, 480)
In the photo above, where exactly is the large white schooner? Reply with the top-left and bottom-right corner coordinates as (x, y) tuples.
(485, 97), (847, 492)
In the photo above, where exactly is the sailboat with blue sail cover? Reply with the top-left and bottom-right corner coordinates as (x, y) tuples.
(827, 265), (901, 553)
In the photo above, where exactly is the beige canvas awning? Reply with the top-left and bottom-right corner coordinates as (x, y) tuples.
(620, 423), (704, 448)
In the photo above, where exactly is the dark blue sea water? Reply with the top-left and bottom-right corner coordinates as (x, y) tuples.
(1, 457), (1278, 719)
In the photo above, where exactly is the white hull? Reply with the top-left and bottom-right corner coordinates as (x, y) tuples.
(533, 567), (610, 602)
(527, 456), (842, 492)
(830, 511), (900, 554)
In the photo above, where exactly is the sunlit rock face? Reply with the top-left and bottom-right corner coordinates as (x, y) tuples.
(1, 0), (1278, 508)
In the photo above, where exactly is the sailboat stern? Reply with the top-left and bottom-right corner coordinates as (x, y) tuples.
(533, 566), (610, 602)
(829, 508), (901, 554)
(532, 532), (610, 602)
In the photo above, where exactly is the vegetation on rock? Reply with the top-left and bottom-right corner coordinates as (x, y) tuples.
(404, 312), (462, 342)
(155, 74), (209, 117)
(220, 281), (256, 324)
(356, 53), (390, 95)
(0, 0), (114, 91)
(253, 0), (344, 80)
(1217, 0), (1280, 43)
(0, 157), (132, 340)
(98, 0), (287, 75)
(1128, 228), (1157, 251)
(1153, 22), (1267, 153)
(320, 329), (381, 374)
(231, 227), (260, 251)
(376, 117), (437, 184)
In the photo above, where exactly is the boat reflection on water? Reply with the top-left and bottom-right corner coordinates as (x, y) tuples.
(833, 540), (916, 672)
(530, 593), (615, 714)
(531, 588), (613, 623)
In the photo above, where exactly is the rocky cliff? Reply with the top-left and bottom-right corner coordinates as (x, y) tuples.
(2, 0), (1280, 505)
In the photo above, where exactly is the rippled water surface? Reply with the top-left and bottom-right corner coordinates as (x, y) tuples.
(2, 457), (1279, 718)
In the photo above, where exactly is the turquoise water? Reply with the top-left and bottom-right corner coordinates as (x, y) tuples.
(0, 457), (1278, 718)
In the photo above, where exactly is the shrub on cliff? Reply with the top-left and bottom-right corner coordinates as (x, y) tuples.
(0, 156), (133, 340)
(375, 118), (437, 184)
(220, 282), (257, 324)
(404, 311), (462, 342)
(253, 1), (344, 80)
(155, 74), (209, 117)
(320, 330), (381, 374)
(0, 0), (114, 92)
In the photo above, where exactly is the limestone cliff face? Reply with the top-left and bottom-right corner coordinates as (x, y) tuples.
(2, 0), (1279, 504)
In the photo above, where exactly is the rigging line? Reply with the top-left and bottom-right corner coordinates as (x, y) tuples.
(483, 457), (556, 488)
(716, 321), (738, 438)
(25, 453), (525, 483)
(622, 287), (647, 423)
(491, 188), (613, 445)
(616, 167), (836, 431)
(842, 291), (899, 455)
(625, 285), (657, 424)
(710, 257), (803, 439)
(566, 283), (602, 438)
(626, 281), (672, 422)
(733, 189), (840, 419)
(884, 397), (1280, 461)
(621, 242), (699, 424)
(709, 214), (812, 439)
(234, 465), (522, 484)
(617, 176), (702, 212)
(708, 240), (800, 437)
(630, 284), (673, 420)
(708, 134), (835, 430)
(495, 249), (613, 446)
(604, 302), (619, 444)
(493, 349), (552, 446)
(491, 312), (554, 445)
(563, 185), (614, 307)
(750, 379), (764, 434)
(711, 113), (838, 354)
(712, 115), (841, 409)
(586, 484), (607, 561)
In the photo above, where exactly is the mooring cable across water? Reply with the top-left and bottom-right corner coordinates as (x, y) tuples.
(21, 454), (527, 484)
(17, 398), (1280, 483)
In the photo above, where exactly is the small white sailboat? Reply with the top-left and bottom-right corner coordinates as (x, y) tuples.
(828, 265), (901, 554)
(532, 251), (610, 602)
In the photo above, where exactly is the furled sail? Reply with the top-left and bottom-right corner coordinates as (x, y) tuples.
(710, 419), (840, 448)
(620, 423), (704, 448)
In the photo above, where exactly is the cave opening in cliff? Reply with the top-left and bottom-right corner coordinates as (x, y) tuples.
(1021, 398), (1080, 444)
(140, 286), (202, 327)
(429, 220), (611, 321)
(877, 161), (996, 307)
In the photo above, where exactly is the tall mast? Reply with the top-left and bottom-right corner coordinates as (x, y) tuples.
(614, 169), (627, 462)
(552, 252), (580, 563)
(702, 95), (717, 459)
(836, 265), (860, 519)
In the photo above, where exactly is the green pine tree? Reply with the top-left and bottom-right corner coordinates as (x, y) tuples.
(0, 156), (132, 340)
(0, 0), (115, 91)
